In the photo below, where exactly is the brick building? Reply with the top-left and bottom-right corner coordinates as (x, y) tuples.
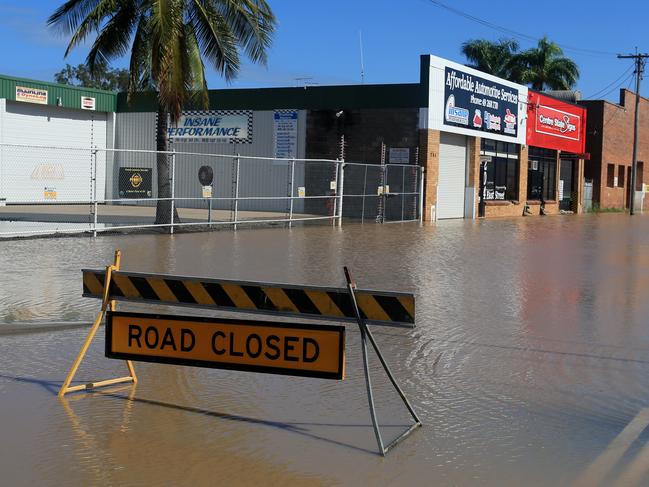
(580, 90), (649, 210)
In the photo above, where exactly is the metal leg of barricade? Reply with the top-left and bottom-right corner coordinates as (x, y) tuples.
(58, 250), (137, 397)
(343, 267), (421, 456)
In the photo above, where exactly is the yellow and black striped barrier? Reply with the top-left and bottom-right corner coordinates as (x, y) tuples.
(82, 269), (415, 327)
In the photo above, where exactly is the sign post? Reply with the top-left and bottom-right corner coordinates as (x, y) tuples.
(198, 165), (214, 224)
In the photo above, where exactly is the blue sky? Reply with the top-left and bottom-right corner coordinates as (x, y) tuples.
(0, 0), (645, 102)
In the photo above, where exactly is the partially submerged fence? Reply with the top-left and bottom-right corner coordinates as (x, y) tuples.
(0, 143), (423, 238)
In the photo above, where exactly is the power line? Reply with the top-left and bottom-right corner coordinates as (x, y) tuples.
(420, 0), (617, 57)
(582, 64), (635, 100)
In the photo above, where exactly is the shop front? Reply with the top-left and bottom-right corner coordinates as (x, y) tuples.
(418, 54), (528, 220)
(525, 91), (587, 215)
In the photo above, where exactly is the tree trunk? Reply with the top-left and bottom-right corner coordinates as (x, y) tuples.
(155, 106), (180, 227)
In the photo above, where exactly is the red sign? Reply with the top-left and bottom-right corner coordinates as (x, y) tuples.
(526, 91), (586, 154)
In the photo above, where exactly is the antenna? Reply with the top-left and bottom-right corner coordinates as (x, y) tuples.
(359, 30), (365, 84)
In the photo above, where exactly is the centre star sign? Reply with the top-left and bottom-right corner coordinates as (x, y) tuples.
(526, 91), (587, 154)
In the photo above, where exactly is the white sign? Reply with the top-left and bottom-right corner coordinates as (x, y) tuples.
(274, 110), (298, 160)
(559, 180), (564, 200)
(202, 186), (213, 198)
(16, 86), (48, 105)
(81, 96), (96, 110)
(169, 112), (250, 142)
(424, 54), (528, 145)
(389, 148), (410, 164)
(297, 187), (306, 198)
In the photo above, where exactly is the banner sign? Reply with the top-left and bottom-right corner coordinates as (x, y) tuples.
(119, 167), (152, 199)
(425, 55), (528, 145)
(443, 66), (521, 139)
(16, 86), (48, 105)
(106, 311), (345, 380)
(274, 110), (298, 160)
(526, 91), (587, 154)
(168, 111), (252, 143)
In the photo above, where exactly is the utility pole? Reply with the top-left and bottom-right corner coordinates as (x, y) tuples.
(617, 50), (649, 215)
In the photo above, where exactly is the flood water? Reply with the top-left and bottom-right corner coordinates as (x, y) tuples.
(2, 214), (649, 486)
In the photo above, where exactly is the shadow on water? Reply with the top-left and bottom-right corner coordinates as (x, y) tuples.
(0, 373), (411, 456)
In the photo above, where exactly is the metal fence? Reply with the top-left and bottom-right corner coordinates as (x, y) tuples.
(0, 143), (423, 238)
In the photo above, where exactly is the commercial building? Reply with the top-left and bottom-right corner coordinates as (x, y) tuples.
(0, 74), (116, 203)
(580, 90), (649, 211)
(0, 53), (629, 222)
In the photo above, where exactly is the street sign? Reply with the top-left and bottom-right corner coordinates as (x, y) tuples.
(106, 311), (345, 380)
(82, 269), (415, 327)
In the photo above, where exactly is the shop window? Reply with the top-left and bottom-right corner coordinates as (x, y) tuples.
(481, 140), (519, 201)
(636, 162), (644, 191)
(527, 147), (557, 201)
(618, 165), (625, 187)
(607, 164), (615, 187)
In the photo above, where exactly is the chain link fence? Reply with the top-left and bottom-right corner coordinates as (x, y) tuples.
(0, 143), (423, 238)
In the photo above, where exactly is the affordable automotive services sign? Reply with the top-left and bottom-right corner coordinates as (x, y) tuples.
(424, 55), (528, 145)
(526, 91), (586, 154)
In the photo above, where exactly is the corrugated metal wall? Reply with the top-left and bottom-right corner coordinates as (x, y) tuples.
(112, 110), (307, 212)
(0, 75), (116, 112)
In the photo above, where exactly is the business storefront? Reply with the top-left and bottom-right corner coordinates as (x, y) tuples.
(419, 54), (528, 220)
(525, 91), (587, 215)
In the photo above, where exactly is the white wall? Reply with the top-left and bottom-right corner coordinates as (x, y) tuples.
(0, 100), (107, 203)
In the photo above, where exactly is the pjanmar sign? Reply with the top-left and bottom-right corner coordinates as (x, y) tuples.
(425, 55), (528, 145)
(526, 91), (586, 154)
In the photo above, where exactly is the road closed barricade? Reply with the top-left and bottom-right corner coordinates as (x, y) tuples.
(60, 250), (420, 456)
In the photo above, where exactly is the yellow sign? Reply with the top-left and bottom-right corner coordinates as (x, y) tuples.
(202, 185), (213, 198)
(129, 173), (143, 188)
(106, 312), (345, 380)
(44, 187), (57, 200)
(16, 86), (48, 104)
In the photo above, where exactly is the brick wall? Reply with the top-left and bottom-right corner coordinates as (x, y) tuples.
(581, 89), (649, 210)
(418, 129), (439, 220)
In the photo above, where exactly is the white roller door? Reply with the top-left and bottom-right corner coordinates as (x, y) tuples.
(437, 132), (467, 219)
(0, 101), (107, 203)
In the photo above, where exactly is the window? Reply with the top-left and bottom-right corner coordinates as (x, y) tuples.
(636, 162), (644, 191)
(481, 139), (519, 201)
(618, 165), (625, 187)
(607, 164), (615, 187)
(527, 147), (557, 201)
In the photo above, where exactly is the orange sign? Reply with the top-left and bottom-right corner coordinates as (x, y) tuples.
(106, 312), (345, 380)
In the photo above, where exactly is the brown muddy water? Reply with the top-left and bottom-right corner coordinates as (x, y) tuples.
(2, 214), (649, 486)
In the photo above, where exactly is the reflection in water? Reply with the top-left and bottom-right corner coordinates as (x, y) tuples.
(1, 214), (649, 485)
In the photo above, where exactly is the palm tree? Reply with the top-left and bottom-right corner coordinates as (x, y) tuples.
(517, 37), (579, 91)
(461, 38), (522, 82)
(48, 0), (275, 226)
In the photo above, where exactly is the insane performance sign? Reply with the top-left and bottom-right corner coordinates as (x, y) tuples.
(443, 66), (521, 139)
(106, 311), (345, 380)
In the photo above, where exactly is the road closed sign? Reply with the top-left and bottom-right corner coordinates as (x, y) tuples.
(106, 311), (345, 380)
